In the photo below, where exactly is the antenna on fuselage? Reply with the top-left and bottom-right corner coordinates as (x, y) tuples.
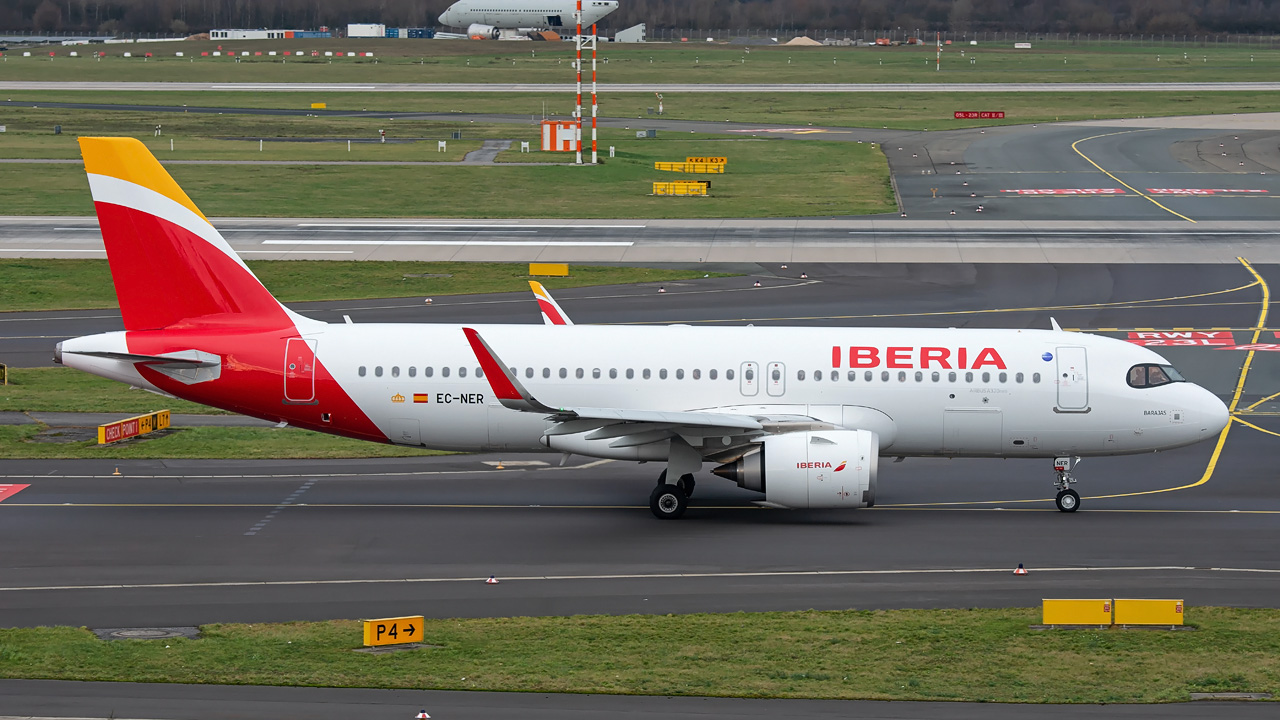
(1050, 317), (1062, 332)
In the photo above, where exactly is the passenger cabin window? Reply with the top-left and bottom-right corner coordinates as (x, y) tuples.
(709, 369), (717, 380)
(1033, 372), (1041, 383)
(543, 368), (551, 378)
(576, 368), (584, 379)
(525, 367), (534, 378)
(676, 369), (684, 380)
(643, 369), (651, 379)
(391, 366), (400, 378)
(692, 369), (700, 380)
(660, 369), (668, 379)
(459, 367), (467, 378)
(1128, 364), (1184, 388)
(727, 369), (735, 380)
(426, 367), (434, 378)
(409, 367), (417, 378)
(797, 370), (806, 381)
(358, 366), (367, 377)
(560, 368), (568, 379)
(442, 367), (450, 378)
(375, 366), (383, 377)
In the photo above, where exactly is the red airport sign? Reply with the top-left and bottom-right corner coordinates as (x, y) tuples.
(954, 111), (1005, 119)
(1000, 188), (1125, 195)
(1126, 331), (1235, 347)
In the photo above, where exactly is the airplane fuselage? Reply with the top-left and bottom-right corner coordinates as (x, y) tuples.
(61, 324), (1226, 459)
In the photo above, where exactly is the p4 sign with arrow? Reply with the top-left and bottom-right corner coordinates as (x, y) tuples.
(363, 615), (425, 646)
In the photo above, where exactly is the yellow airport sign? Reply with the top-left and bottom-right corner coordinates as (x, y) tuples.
(653, 181), (708, 196)
(529, 262), (569, 277)
(362, 615), (425, 646)
(98, 410), (171, 444)
(654, 161), (725, 174)
(686, 156), (727, 165)
(1114, 599), (1184, 626)
(1042, 599), (1112, 626)
(311, 102), (327, 109)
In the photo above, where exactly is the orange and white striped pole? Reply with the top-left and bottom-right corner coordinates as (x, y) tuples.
(574, 0), (583, 164)
(591, 22), (598, 164)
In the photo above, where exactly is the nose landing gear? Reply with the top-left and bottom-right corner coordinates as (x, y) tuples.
(1053, 456), (1080, 512)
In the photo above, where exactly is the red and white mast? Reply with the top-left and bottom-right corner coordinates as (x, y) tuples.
(574, 0), (583, 164)
(591, 22), (598, 164)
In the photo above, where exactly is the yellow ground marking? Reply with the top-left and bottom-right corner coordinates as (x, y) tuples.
(625, 281), (1260, 326)
(1070, 129), (1197, 223)
(1232, 416), (1280, 438)
(1243, 389), (1280, 412)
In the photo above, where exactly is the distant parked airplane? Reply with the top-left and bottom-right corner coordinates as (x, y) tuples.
(438, 0), (619, 39)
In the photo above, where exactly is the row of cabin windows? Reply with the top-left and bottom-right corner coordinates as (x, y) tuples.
(355, 365), (1041, 385)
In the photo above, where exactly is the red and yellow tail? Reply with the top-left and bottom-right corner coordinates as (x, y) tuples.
(80, 137), (287, 331)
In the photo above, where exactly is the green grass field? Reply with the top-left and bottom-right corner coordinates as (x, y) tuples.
(8, 40), (1280, 85)
(0, 133), (892, 218)
(0, 607), (1277, 702)
(0, 259), (733, 312)
(0, 424), (443, 459)
(9, 88), (1280, 131)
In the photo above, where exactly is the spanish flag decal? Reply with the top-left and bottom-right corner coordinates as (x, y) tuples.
(413, 393), (430, 403)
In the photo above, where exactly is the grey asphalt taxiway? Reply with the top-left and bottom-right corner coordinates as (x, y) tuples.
(2, 262), (1279, 632)
(2, 679), (1275, 720)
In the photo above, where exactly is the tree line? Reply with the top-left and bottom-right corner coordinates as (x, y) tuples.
(6, 0), (1280, 36)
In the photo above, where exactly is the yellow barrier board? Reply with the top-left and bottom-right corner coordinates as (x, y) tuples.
(98, 410), (171, 445)
(1042, 599), (1112, 625)
(686, 156), (727, 165)
(653, 182), (708, 196)
(1114, 599), (1184, 626)
(654, 162), (725, 174)
(311, 102), (327, 109)
(362, 615), (425, 646)
(529, 262), (569, 277)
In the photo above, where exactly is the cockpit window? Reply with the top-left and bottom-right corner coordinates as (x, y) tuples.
(1127, 364), (1184, 388)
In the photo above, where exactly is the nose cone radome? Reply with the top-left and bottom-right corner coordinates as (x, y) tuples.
(1199, 388), (1230, 440)
(438, 10), (453, 25)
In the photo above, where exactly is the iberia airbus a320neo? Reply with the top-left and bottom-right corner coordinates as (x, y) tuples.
(56, 138), (1231, 518)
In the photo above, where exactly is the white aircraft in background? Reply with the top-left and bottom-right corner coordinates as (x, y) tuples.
(438, 0), (619, 39)
(58, 137), (1230, 519)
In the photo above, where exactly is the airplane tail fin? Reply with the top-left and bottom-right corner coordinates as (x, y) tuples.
(529, 281), (574, 325)
(79, 137), (289, 331)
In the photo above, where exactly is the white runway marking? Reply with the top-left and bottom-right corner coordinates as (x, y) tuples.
(298, 223), (647, 229)
(261, 240), (635, 247)
(1, 565), (1275, 593)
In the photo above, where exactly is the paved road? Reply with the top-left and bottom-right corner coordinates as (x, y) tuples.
(2, 263), (1278, 629)
(4, 216), (1280, 264)
(1, 679), (1272, 720)
(7, 80), (1280, 92)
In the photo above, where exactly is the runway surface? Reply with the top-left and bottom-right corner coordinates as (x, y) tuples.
(6, 80), (1280, 92)
(1, 679), (1273, 720)
(2, 263), (1279, 631)
(4, 216), (1280, 264)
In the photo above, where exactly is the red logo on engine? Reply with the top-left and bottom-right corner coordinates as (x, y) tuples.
(834, 461), (847, 472)
(797, 461), (833, 469)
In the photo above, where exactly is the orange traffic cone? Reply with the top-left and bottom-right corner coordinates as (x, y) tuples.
(486, 575), (500, 585)
(416, 711), (431, 719)
(1013, 563), (1028, 575)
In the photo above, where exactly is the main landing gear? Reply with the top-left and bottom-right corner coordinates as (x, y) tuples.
(649, 470), (696, 519)
(1053, 456), (1080, 513)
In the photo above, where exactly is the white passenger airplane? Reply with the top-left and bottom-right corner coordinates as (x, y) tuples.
(58, 138), (1230, 519)
(438, 0), (619, 39)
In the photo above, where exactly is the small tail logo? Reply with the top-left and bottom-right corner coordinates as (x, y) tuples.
(834, 461), (847, 472)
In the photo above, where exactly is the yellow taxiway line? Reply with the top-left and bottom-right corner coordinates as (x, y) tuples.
(1070, 129), (1197, 223)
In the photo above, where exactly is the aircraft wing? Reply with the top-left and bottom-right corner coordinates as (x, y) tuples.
(462, 327), (768, 440)
(529, 281), (573, 325)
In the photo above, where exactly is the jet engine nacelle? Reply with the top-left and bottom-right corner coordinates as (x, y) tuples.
(468, 23), (500, 39)
(712, 430), (878, 509)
